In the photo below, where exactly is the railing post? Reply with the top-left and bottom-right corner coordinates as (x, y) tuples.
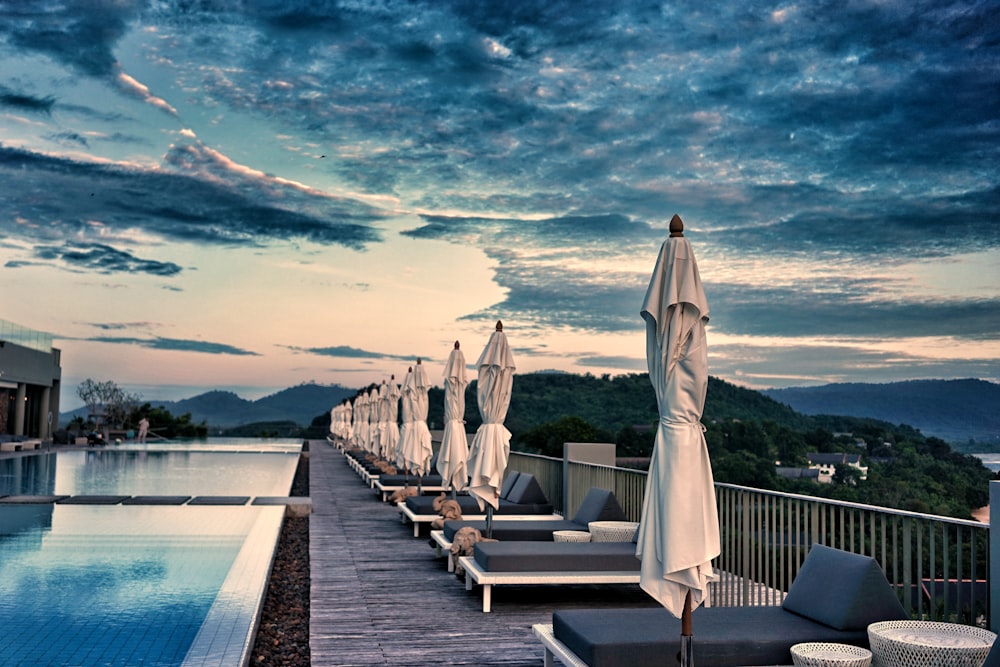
(562, 454), (569, 518)
(990, 480), (998, 634)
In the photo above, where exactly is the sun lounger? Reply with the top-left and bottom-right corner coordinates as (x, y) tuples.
(441, 487), (627, 543)
(535, 544), (909, 667)
(374, 474), (447, 501)
(431, 487), (629, 569)
(459, 540), (642, 612)
(398, 472), (556, 536)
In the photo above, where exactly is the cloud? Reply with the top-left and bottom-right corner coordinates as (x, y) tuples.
(711, 340), (1000, 389)
(0, 86), (55, 113)
(86, 336), (259, 356)
(291, 344), (431, 363)
(576, 355), (646, 371)
(31, 242), (182, 276)
(709, 283), (1000, 340)
(0, 144), (384, 253)
(1, 0), (143, 77)
(403, 213), (660, 332)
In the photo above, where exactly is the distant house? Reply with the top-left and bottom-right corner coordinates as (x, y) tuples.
(807, 452), (868, 483)
(775, 467), (820, 482)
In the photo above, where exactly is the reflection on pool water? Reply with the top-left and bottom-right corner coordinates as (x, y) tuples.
(0, 440), (302, 667)
(0, 440), (301, 497)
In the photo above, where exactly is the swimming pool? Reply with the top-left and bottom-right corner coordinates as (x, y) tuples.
(0, 440), (302, 497)
(0, 440), (302, 667)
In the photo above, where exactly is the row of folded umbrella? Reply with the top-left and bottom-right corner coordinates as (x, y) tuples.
(329, 322), (517, 514)
(329, 216), (720, 666)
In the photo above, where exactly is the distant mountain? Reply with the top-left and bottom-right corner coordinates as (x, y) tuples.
(763, 379), (1000, 447)
(61, 383), (355, 428)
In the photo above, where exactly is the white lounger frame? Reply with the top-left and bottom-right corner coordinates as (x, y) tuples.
(373, 479), (449, 501)
(532, 623), (588, 667)
(459, 556), (640, 613)
(400, 504), (561, 537)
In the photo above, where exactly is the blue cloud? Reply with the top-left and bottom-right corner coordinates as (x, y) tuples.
(293, 345), (432, 363)
(0, 144), (384, 251)
(86, 336), (259, 356)
(31, 242), (182, 277)
(0, 86), (54, 113)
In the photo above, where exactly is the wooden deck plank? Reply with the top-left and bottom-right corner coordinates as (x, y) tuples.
(308, 440), (657, 666)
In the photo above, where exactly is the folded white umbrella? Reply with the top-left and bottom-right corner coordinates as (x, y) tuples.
(367, 387), (380, 455)
(343, 400), (353, 444)
(409, 358), (434, 476)
(396, 367), (416, 472)
(381, 375), (401, 462)
(634, 215), (720, 667)
(466, 321), (516, 512)
(437, 341), (470, 492)
(352, 394), (367, 450)
(376, 380), (390, 459)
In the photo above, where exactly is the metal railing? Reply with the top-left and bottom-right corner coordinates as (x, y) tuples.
(508, 451), (991, 626)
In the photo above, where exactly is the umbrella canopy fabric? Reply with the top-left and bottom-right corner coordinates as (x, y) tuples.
(396, 368), (416, 471)
(367, 387), (380, 455)
(376, 381), (391, 459)
(466, 322), (516, 511)
(381, 376), (401, 462)
(352, 394), (367, 450)
(635, 218), (720, 619)
(343, 401), (353, 443)
(437, 342), (470, 490)
(331, 403), (348, 440)
(409, 359), (434, 475)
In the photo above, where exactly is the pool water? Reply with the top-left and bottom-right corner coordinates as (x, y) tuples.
(0, 440), (301, 667)
(1, 441), (302, 497)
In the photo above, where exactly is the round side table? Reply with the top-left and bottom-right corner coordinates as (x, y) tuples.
(868, 620), (996, 667)
(791, 642), (872, 667)
(587, 521), (639, 542)
(553, 530), (591, 542)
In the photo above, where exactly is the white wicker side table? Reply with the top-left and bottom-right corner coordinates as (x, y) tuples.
(868, 620), (996, 667)
(791, 642), (872, 667)
(587, 521), (639, 542)
(553, 530), (591, 542)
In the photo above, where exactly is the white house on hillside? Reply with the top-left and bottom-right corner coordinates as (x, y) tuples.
(807, 452), (868, 483)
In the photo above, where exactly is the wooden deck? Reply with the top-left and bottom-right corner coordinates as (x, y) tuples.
(308, 440), (657, 666)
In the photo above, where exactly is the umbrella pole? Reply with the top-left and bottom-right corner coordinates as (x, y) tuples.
(485, 505), (494, 539)
(680, 590), (693, 667)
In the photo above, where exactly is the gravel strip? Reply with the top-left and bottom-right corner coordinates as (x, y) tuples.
(250, 451), (310, 667)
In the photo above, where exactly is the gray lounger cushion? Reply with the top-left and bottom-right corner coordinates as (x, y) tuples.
(404, 494), (482, 514)
(781, 544), (908, 630)
(504, 473), (549, 505)
(571, 488), (627, 524)
(982, 639), (1000, 667)
(473, 541), (639, 573)
(444, 518), (583, 541)
(551, 544), (910, 667)
(552, 606), (869, 667)
(404, 493), (553, 516)
(442, 487), (625, 540)
(377, 473), (444, 486)
(499, 471), (521, 498)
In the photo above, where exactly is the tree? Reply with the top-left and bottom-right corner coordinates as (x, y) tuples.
(516, 416), (614, 458)
(77, 379), (141, 439)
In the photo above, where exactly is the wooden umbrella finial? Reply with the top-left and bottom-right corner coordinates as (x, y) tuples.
(669, 214), (684, 237)
(416, 357), (422, 364)
(495, 320), (503, 331)
(454, 340), (460, 349)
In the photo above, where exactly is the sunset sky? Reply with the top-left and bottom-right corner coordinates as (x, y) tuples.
(1, 1), (997, 410)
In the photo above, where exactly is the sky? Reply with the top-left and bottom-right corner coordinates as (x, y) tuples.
(0, 0), (997, 411)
